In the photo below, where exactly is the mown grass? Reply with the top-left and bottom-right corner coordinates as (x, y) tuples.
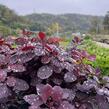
(60, 38), (109, 75)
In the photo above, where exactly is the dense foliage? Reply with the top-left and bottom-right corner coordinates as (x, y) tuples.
(0, 31), (109, 109)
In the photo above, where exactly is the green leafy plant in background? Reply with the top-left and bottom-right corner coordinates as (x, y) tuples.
(80, 38), (109, 75)
(60, 36), (109, 75)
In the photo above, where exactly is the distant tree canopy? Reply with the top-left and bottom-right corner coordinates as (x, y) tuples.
(26, 13), (104, 34)
(0, 4), (30, 36)
(103, 11), (109, 34)
(0, 25), (11, 36)
(0, 5), (28, 26)
(0, 4), (105, 37)
(89, 16), (101, 34)
(29, 22), (46, 31)
(46, 22), (62, 36)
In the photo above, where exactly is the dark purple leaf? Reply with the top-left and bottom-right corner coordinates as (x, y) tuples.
(0, 54), (7, 65)
(62, 89), (76, 101)
(18, 52), (35, 63)
(29, 106), (41, 109)
(34, 46), (45, 56)
(103, 76), (109, 83)
(59, 101), (75, 109)
(23, 94), (43, 106)
(0, 70), (7, 82)
(52, 86), (63, 101)
(64, 72), (77, 83)
(8, 64), (26, 72)
(6, 76), (16, 87)
(13, 78), (29, 91)
(52, 78), (62, 85)
(63, 62), (74, 72)
(9, 54), (19, 64)
(37, 66), (53, 79)
(41, 55), (51, 64)
(52, 65), (62, 74)
(77, 79), (97, 92)
(37, 84), (53, 103)
(0, 84), (11, 99)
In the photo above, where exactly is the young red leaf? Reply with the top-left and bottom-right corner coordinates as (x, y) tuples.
(0, 39), (5, 45)
(45, 44), (52, 52)
(0, 70), (7, 82)
(31, 37), (38, 42)
(38, 32), (46, 40)
(21, 45), (35, 51)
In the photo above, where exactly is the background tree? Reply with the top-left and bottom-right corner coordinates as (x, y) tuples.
(29, 22), (46, 31)
(46, 22), (62, 36)
(0, 25), (11, 36)
(89, 16), (101, 34)
(103, 11), (109, 34)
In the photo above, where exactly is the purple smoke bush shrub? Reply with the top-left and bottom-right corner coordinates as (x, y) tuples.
(0, 30), (109, 109)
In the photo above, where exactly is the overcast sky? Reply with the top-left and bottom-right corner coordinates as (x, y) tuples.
(0, 0), (109, 16)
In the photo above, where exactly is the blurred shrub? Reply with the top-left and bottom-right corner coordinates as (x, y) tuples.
(0, 25), (11, 36)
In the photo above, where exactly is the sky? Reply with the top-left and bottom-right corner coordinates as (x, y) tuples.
(0, 0), (109, 16)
